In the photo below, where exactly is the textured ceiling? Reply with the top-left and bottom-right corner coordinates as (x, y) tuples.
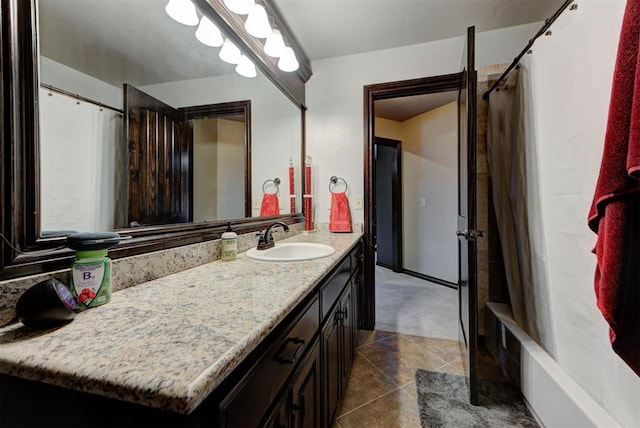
(272, 0), (563, 61)
(38, 0), (236, 87)
(376, 91), (458, 122)
(38, 0), (563, 89)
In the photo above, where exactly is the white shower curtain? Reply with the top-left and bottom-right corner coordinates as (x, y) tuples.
(487, 65), (556, 356)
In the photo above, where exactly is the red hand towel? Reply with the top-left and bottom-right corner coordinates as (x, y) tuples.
(260, 193), (279, 216)
(329, 192), (352, 233)
(588, 0), (640, 376)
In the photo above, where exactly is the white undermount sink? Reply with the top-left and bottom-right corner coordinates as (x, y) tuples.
(246, 242), (336, 262)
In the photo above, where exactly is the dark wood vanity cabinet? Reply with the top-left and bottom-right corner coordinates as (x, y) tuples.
(0, 240), (363, 428)
(263, 339), (321, 428)
(221, 241), (362, 428)
(321, 269), (359, 426)
(320, 242), (362, 427)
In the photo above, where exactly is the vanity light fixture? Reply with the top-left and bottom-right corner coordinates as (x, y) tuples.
(219, 38), (242, 64)
(264, 29), (286, 58)
(195, 16), (224, 47)
(244, 4), (271, 38)
(277, 46), (299, 72)
(223, 0), (255, 15)
(165, 0), (199, 26)
(236, 55), (257, 78)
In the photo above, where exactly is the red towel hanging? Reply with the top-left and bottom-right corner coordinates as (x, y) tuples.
(588, 0), (640, 376)
(329, 176), (352, 233)
(329, 192), (352, 233)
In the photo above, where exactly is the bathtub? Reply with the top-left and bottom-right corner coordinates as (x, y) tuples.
(485, 302), (620, 427)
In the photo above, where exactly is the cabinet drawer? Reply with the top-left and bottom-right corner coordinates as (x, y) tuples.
(320, 257), (350, 321)
(219, 297), (320, 428)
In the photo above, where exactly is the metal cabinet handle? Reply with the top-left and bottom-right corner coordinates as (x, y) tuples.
(274, 337), (305, 365)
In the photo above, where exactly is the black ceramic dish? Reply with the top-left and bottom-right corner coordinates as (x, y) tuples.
(15, 279), (77, 328)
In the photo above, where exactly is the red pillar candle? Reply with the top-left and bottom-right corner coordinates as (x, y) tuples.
(304, 156), (313, 231)
(289, 159), (295, 214)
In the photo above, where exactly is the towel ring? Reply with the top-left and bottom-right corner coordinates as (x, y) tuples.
(262, 178), (281, 195)
(329, 176), (348, 194)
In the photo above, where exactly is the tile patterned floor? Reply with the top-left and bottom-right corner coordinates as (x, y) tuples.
(333, 330), (505, 428)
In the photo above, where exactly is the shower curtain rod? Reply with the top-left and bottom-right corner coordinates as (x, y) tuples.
(40, 83), (123, 114)
(482, 0), (575, 100)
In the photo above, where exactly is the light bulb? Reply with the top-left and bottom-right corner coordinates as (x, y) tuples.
(195, 16), (223, 47)
(278, 47), (299, 72)
(236, 55), (257, 78)
(244, 4), (271, 39)
(165, 0), (199, 26)
(223, 0), (255, 15)
(264, 29), (286, 58)
(219, 38), (242, 64)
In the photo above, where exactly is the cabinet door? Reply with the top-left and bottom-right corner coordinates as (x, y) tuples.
(340, 285), (354, 384)
(263, 394), (288, 428)
(322, 309), (341, 427)
(290, 340), (321, 428)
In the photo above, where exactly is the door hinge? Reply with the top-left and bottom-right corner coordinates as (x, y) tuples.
(456, 229), (485, 241)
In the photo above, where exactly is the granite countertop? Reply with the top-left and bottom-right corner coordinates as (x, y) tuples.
(0, 231), (362, 414)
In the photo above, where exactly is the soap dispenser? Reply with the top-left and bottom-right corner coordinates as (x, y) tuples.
(221, 222), (238, 261)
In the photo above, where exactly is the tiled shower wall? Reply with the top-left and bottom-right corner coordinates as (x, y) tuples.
(477, 65), (510, 335)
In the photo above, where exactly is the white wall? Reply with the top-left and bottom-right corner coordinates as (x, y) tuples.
(40, 56), (122, 108)
(193, 119), (219, 221)
(522, 1), (639, 426)
(401, 102), (458, 283)
(375, 117), (403, 141)
(306, 22), (541, 225)
(216, 119), (246, 219)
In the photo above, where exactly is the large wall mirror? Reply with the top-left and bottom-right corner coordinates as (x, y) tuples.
(0, 0), (310, 279)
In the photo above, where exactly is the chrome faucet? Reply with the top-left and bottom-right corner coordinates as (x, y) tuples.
(256, 222), (290, 250)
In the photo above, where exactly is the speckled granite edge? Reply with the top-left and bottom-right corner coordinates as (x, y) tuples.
(309, 222), (363, 233)
(0, 231), (363, 414)
(0, 223), (305, 327)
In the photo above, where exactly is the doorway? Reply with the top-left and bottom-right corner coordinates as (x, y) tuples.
(374, 137), (402, 272)
(362, 73), (463, 331)
(370, 88), (461, 340)
(362, 27), (479, 406)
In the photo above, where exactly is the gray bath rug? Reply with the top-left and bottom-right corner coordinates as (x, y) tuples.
(415, 369), (539, 428)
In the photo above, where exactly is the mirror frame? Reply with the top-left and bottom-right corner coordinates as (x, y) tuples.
(0, 0), (310, 280)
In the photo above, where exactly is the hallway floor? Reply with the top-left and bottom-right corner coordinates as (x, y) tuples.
(375, 265), (458, 340)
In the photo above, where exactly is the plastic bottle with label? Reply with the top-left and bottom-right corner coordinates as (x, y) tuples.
(70, 249), (112, 311)
(221, 222), (238, 261)
(65, 231), (124, 311)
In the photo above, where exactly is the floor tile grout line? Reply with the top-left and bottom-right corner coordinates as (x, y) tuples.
(335, 383), (408, 421)
(355, 350), (402, 388)
(401, 334), (462, 365)
(357, 334), (450, 383)
(356, 331), (398, 350)
(334, 349), (403, 419)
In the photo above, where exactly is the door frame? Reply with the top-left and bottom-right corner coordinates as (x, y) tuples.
(373, 137), (403, 272)
(363, 73), (462, 330)
(180, 100), (252, 218)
